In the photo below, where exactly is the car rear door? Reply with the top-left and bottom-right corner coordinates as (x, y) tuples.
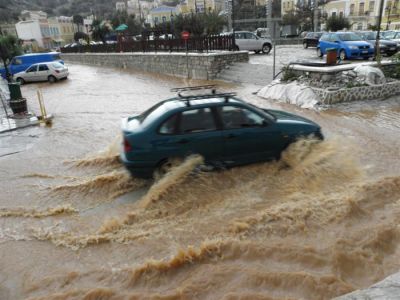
(37, 64), (50, 81)
(155, 107), (224, 164)
(217, 105), (285, 165)
(235, 32), (249, 50)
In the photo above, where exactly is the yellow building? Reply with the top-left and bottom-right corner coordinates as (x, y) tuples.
(282, 0), (296, 15)
(149, 6), (178, 27)
(382, 0), (400, 30)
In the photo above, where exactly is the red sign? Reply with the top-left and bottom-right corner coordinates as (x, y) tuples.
(181, 31), (190, 40)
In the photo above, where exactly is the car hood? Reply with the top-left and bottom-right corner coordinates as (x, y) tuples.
(13, 71), (26, 77)
(265, 109), (319, 127)
(342, 40), (371, 47)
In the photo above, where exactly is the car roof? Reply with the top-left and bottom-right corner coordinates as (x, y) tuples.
(162, 96), (245, 110)
(15, 52), (59, 58)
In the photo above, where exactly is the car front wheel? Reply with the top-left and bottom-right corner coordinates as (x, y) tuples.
(317, 48), (323, 57)
(16, 77), (25, 85)
(262, 43), (272, 54)
(339, 49), (346, 60)
(153, 157), (183, 181)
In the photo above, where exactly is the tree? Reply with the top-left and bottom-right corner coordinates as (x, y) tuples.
(74, 31), (89, 42)
(111, 11), (142, 36)
(0, 35), (22, 82)
(73, 14), (84, 32)
(326, 16), (350, 32)
(91, 19), (112, 44)
(282, 11), (300, 26)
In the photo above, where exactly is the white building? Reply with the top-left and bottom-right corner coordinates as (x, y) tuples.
(16, 20), (50, 48)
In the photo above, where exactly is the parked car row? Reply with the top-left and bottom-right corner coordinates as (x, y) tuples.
(303, 30), (399, 60)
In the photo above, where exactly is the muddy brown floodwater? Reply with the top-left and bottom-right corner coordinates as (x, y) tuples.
(0, 64), (400, 300)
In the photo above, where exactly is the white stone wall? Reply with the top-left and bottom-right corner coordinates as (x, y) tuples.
(61, 52), (249, 80)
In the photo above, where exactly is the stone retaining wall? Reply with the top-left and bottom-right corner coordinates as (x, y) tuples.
(61, 52), (249, 80)
(312, 80), (400, 104)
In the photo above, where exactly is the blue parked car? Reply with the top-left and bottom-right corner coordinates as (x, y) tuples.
(0, 52), (64, 79)
(120, 86), (323, 179)
(317, 32), (374, 60)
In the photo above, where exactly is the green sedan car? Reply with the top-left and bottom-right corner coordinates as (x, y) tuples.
(120, 87), (323, 178)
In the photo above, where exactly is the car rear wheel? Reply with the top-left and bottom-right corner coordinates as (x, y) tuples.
(48, 75), (57, 83)
(303, 42), (308, 49)
(153, 157), (183, 181)
(317, 48), (323, 57)
(262, 43), (272, 54)
(339, 50), (346, 60)
(16, 77), (25, 85)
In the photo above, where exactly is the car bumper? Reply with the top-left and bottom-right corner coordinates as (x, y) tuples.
(120, 152), (154, 179)
(348, 49), (374, 58)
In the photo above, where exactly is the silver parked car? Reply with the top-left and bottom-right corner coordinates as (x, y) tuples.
(233, 31), (273, 54)
(13, 62), (69, 84)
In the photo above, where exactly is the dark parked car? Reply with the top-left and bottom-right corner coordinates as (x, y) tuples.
(358, 31), (398, 56)
(120, 86), (323, 178)
(303, 32), (323, 48)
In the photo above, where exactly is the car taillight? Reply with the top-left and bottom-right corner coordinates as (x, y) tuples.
(124, 137), (132, 152)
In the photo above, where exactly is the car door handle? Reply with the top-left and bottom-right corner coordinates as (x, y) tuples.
(177, 138), (189, 144)
(225, 133), (237, 139)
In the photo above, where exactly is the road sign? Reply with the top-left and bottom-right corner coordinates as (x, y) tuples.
(181, 31), (190, 40)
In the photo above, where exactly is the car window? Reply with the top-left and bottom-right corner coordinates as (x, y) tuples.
(220, 106), (265, 129)
(38, 64), (49, 71)
(337, 33), (363, 41)
(51, 62), (64, 69)
(235, 33), (245, 39)
(11, 58), (22, 65)
(26, 65), (37, 72)
(52, 54), (61, 60)
(179, 108), (216, 133)
(320, 33), (329, 41)
(159, 113), (178, 135)
(245, 32), (256, 39)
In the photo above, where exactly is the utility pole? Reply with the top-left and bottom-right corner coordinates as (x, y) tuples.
(375, 0), (385, 62)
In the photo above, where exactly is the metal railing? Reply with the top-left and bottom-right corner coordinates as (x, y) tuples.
(61, 35), (235, 53)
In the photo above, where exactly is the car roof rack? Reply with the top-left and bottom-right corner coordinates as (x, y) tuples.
(171, 85), (237, 106)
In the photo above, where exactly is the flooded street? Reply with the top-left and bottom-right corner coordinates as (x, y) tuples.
(1, 63), (400, 299)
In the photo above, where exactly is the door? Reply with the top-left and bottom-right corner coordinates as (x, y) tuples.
(244, 32), (260, 50)
(234, 32), (248, 50)
(217, 105), (284, 165)
(155, 108), (223, 164)
(37, 64), (50, 81)
(23, 65), (38, 82)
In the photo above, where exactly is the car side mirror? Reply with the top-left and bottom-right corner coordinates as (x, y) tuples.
(334, 40), (340, 43)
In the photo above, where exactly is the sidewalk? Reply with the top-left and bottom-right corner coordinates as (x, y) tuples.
(0, 115), (39, 134)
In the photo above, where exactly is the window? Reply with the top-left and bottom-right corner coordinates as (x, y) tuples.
(350, 4), (355, 14)
(235, 32), (245, 39)
(369, 1), (375, 11)
(220, 106), (265, 129)
(339, 11), (344, 18)
(332, 11), (337, 17)
(159, 114), (178, 134)
(245, 32), (257, 39)
(180, 108), (216, 133)
(154, 17), (159, 24)
(26, 65), (37, 73)
(359, 2), (365, 14)
(39, 64), (49, 71)
(162, 16), (166, 23)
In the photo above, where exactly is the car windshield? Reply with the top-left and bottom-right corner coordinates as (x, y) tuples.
(361, 32), (377, 40)
(383, 31), (399, 39)
(338, 33), (363, 41)
(51, 62), (64, 69)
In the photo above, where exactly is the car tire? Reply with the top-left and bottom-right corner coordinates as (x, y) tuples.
(262, 43), (272, 54)
(153, 157), (183, 181)
(16, 77), (25, 85)
(339, 49), (346, 60)
(317, 48), (323, 57)
(48, 75), (57, 83)
(303, 42), (308, 49)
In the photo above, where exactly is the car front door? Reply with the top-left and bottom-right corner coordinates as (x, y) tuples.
(217, 105), (285, 165)
(23, 65), (38, 82)
(245, 32), (260, 50)
(155, 107), (223, 164)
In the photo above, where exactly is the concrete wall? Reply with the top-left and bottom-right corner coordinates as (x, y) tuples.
(61, 51), (249, 80)
(312, 80), (400, 104)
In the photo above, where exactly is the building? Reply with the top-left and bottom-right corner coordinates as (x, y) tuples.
(382, 0), (400, 30)
(0, 23), (18, 36)
(149, 6), (178, 26)
(347, 0), (379, 30)
(57, 16), (75, 45)
(282, 0), (297, 15)
(16, 10), (52, 49)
